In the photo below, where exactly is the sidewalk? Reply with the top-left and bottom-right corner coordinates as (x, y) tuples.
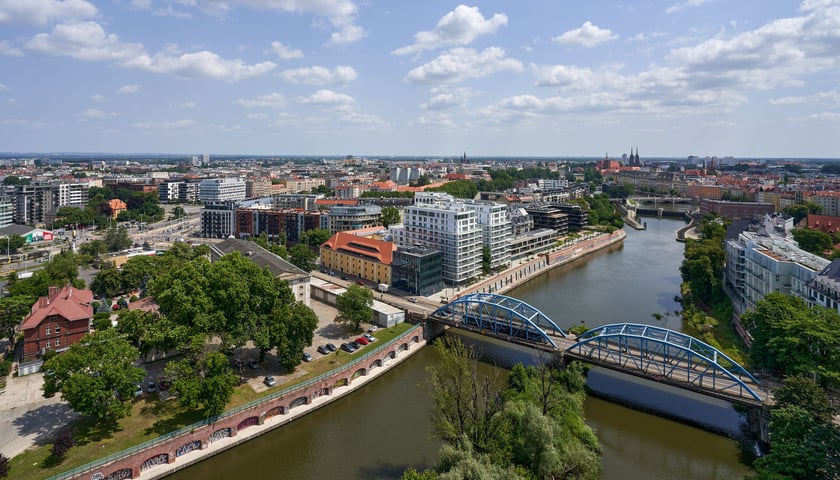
(0, 371), (79, 458)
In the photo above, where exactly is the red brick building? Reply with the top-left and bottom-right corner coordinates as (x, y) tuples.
(20, 285), (94, 362)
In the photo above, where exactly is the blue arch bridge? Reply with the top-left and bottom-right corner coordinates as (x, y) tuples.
(430, 293), (769, 407)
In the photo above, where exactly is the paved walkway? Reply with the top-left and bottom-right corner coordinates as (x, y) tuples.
(0, 371), (79, 458)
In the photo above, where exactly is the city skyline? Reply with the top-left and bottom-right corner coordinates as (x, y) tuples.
(1, 1), (839, 158)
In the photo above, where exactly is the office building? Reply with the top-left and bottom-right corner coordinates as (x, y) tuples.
(198, 178), (246, 203)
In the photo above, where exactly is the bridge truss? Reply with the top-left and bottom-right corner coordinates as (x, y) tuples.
(432, 293), (567, 348)
(567, 323), (763, 402)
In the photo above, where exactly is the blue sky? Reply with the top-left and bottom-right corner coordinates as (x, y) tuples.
(1, 0), (839, 158)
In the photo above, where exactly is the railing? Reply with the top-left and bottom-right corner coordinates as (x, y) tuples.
(48, 323), (423, 480)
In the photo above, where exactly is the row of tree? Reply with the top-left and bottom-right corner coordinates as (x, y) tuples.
(402, 338), (600, 479)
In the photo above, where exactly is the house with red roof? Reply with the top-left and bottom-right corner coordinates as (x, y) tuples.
(320, 231), (396, 286)
(20, 285), (94, 363)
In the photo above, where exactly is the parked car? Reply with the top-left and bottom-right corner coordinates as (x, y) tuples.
(363, 333), (376, 342)
(134, 384), (144, 397)
(349, 341), (362, 350)
(340, 343), (356, 353)
(367, 325), (378, 332)
(302, 352), (312, 362)
(146, 381), (157, 393)
(158, 378), (170, 391)
(247, 359), (261, 370)
(263, 376), (276, 387)
(317, 345), (329, 355)
(326, 343), (337, 352)
(356, 279), (365, 286)
(408, 297), (418, 303)
(355, 336), (369, 345)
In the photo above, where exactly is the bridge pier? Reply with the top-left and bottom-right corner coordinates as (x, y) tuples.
(746, 406), (771, 446)
(424, 320), (446, 341)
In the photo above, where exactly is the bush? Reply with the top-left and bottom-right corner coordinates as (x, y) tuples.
(51, 431), (75, 459)
(41, 349), (58, 363)
(0, 453), (9, 477)
(0, 359), (11, 377)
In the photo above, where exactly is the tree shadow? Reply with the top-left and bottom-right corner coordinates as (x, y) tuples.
(10, 403), (82, 448)
(141, 401), (204, 436)
(316, 322), (356, 340)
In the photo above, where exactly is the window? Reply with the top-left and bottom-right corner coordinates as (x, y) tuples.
(45, 327), (51, 336)
(55, 326), (61, 334)
(54, 338), (60, 347)
(44, 340), (51, 348)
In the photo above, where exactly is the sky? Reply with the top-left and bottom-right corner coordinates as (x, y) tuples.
(1, 0), (839, 158)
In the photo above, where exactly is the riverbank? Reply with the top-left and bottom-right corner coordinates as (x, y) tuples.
(50, 325), (427, 480)
(455, 229), (627, 298)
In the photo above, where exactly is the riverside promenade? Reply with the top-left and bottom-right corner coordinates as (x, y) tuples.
(453, 229), (627, 299)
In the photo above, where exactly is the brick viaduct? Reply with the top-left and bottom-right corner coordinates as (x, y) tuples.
(61, 326), (425, 480)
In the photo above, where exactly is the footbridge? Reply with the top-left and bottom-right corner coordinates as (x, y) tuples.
(430, 293), (768, 407)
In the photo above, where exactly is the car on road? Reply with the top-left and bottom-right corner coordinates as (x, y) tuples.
(263, 376), (276, 387)
(247, 359), (261, 370)
(408, 297), (418, 303)
(355, 336), (369, 345)
(367, 325), (378, 332)
(356, 279), (365, 286)
(363, 333), (376, 343)
(302, 352), (312, 362)
(326, 343), (337, 352)
(340, 343), (356, 353)
(317, 345), (329, 355)
(341, 275), (348, 280)
(146, 381), (157, 393)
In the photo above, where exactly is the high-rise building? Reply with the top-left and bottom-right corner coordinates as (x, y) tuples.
(198, 178), (246, 203)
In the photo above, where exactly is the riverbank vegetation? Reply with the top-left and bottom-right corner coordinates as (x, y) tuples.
(402, 337), (600, 480)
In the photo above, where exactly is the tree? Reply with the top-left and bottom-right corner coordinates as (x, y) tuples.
(2, 235), (26, 254)
(165, 351), (237, 416)
(78, 239), (107, 260)
(774, 375), (836, 424)
(380, 206), (401, 228)
(91, 265), (123, 298)
(0, 453), (9, 478)
(791, 228), (833, 255)
(273, 302), (319, 371)
(743, 294), (840, 385)
(171, 206), (186, 219)
(335, 284), (373, 331)
(116, 309), (189, 358)
(481, 246), (491, 275)
(42, 329), (145, 423)
(0, 296), (34, 344)
(427, 180), (478, 199)
(783, 203), (822, 224)
(51, 430), (75, 459)
(299, 228), (331, 247)
(288, 244), (317, 272)
(104, 227), (132, 252)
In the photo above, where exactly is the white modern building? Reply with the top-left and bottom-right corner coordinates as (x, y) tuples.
(465, 200), (512, 271)
(198, 178), (246, 203)
(392, 193), (481, 286)
(725, 214), (830, 314)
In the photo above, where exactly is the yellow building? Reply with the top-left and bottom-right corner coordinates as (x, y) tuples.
(320, 231), (395, 286)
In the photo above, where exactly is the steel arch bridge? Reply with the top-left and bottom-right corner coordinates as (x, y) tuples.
(566, 323), (763, 402)
(431, 293), (567, 348)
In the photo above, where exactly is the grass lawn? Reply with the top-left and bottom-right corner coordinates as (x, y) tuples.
(7, 322), (417, 480)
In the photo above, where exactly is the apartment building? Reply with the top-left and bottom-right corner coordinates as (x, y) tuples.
(320, 231), (396, 286)
(198, 178), (246, 203)
(13, 182), (89, 226)
(326, 205), (382, 233)
(465, 200), (512, 271)
(725, 214), (830, 315)
(201, 202), (238, 238)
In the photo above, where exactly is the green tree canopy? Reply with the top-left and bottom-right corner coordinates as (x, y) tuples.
(335, 284), (373, 331)
(426, 180), (478, 199)
(791, 228), (833, 255)
(288, 244), (317, 272)
(0, 296), (34, 344)
(380, 206), (401, 228)
(104, 227), (133, 252)
(165, 351), (237, 416)
(42, 329), (145, 423)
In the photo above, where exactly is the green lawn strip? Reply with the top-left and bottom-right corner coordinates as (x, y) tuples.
(8, 322), (416, 480)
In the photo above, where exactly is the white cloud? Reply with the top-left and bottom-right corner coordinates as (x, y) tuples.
(118, 84), (139, 94)
(553, 22), (618, 48)
(405, 47), (523, 84)
(393, 5), (508, 55)
(666, 0), (715, 15)
(0, 83), (8, 91)
(416, 113), (457, 129)
(131, 0), (151, 9)
(180, 101), (196, 108)
(792, 112), (840, 121)
(770, 91), (840, 106)
(278, 65), (358, 85)
(268, 41), (303, 59)
(0, 40), (23, 56)
(235, 93), (286, 108)
(26, 21), (145, 61)
(420, 87), (472, 110)
(25, 21), (276, 81)
(90, 93), (104, 102)
(340, 111), (388, 128)
(703, 120), (738, 127)
(0, 0), (98, 26)
(132, 119), (194, 129)
(246, 112), (269, 120)
(124, 50), (277, 81)
(153, 5), (192, 18)
(181, 0), (365, 44)
(78, 108), (109, 119)
(296, 89), (355, 105)
(533, 64), (601, 89)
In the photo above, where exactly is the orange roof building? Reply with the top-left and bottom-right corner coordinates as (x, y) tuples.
(20, 285), (94, 363)
(320, 231), (396, 286)
(104, 198), (127, 219)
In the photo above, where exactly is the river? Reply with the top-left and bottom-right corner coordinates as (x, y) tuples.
(169, 217), (751, 479)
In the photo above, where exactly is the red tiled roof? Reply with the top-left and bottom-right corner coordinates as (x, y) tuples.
(127, 296), (160, 314)
(21, 285), (94, 331)
(322, 231), (396, 265)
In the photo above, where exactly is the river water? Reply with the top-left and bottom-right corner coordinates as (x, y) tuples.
(169, 217), (751, 479)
